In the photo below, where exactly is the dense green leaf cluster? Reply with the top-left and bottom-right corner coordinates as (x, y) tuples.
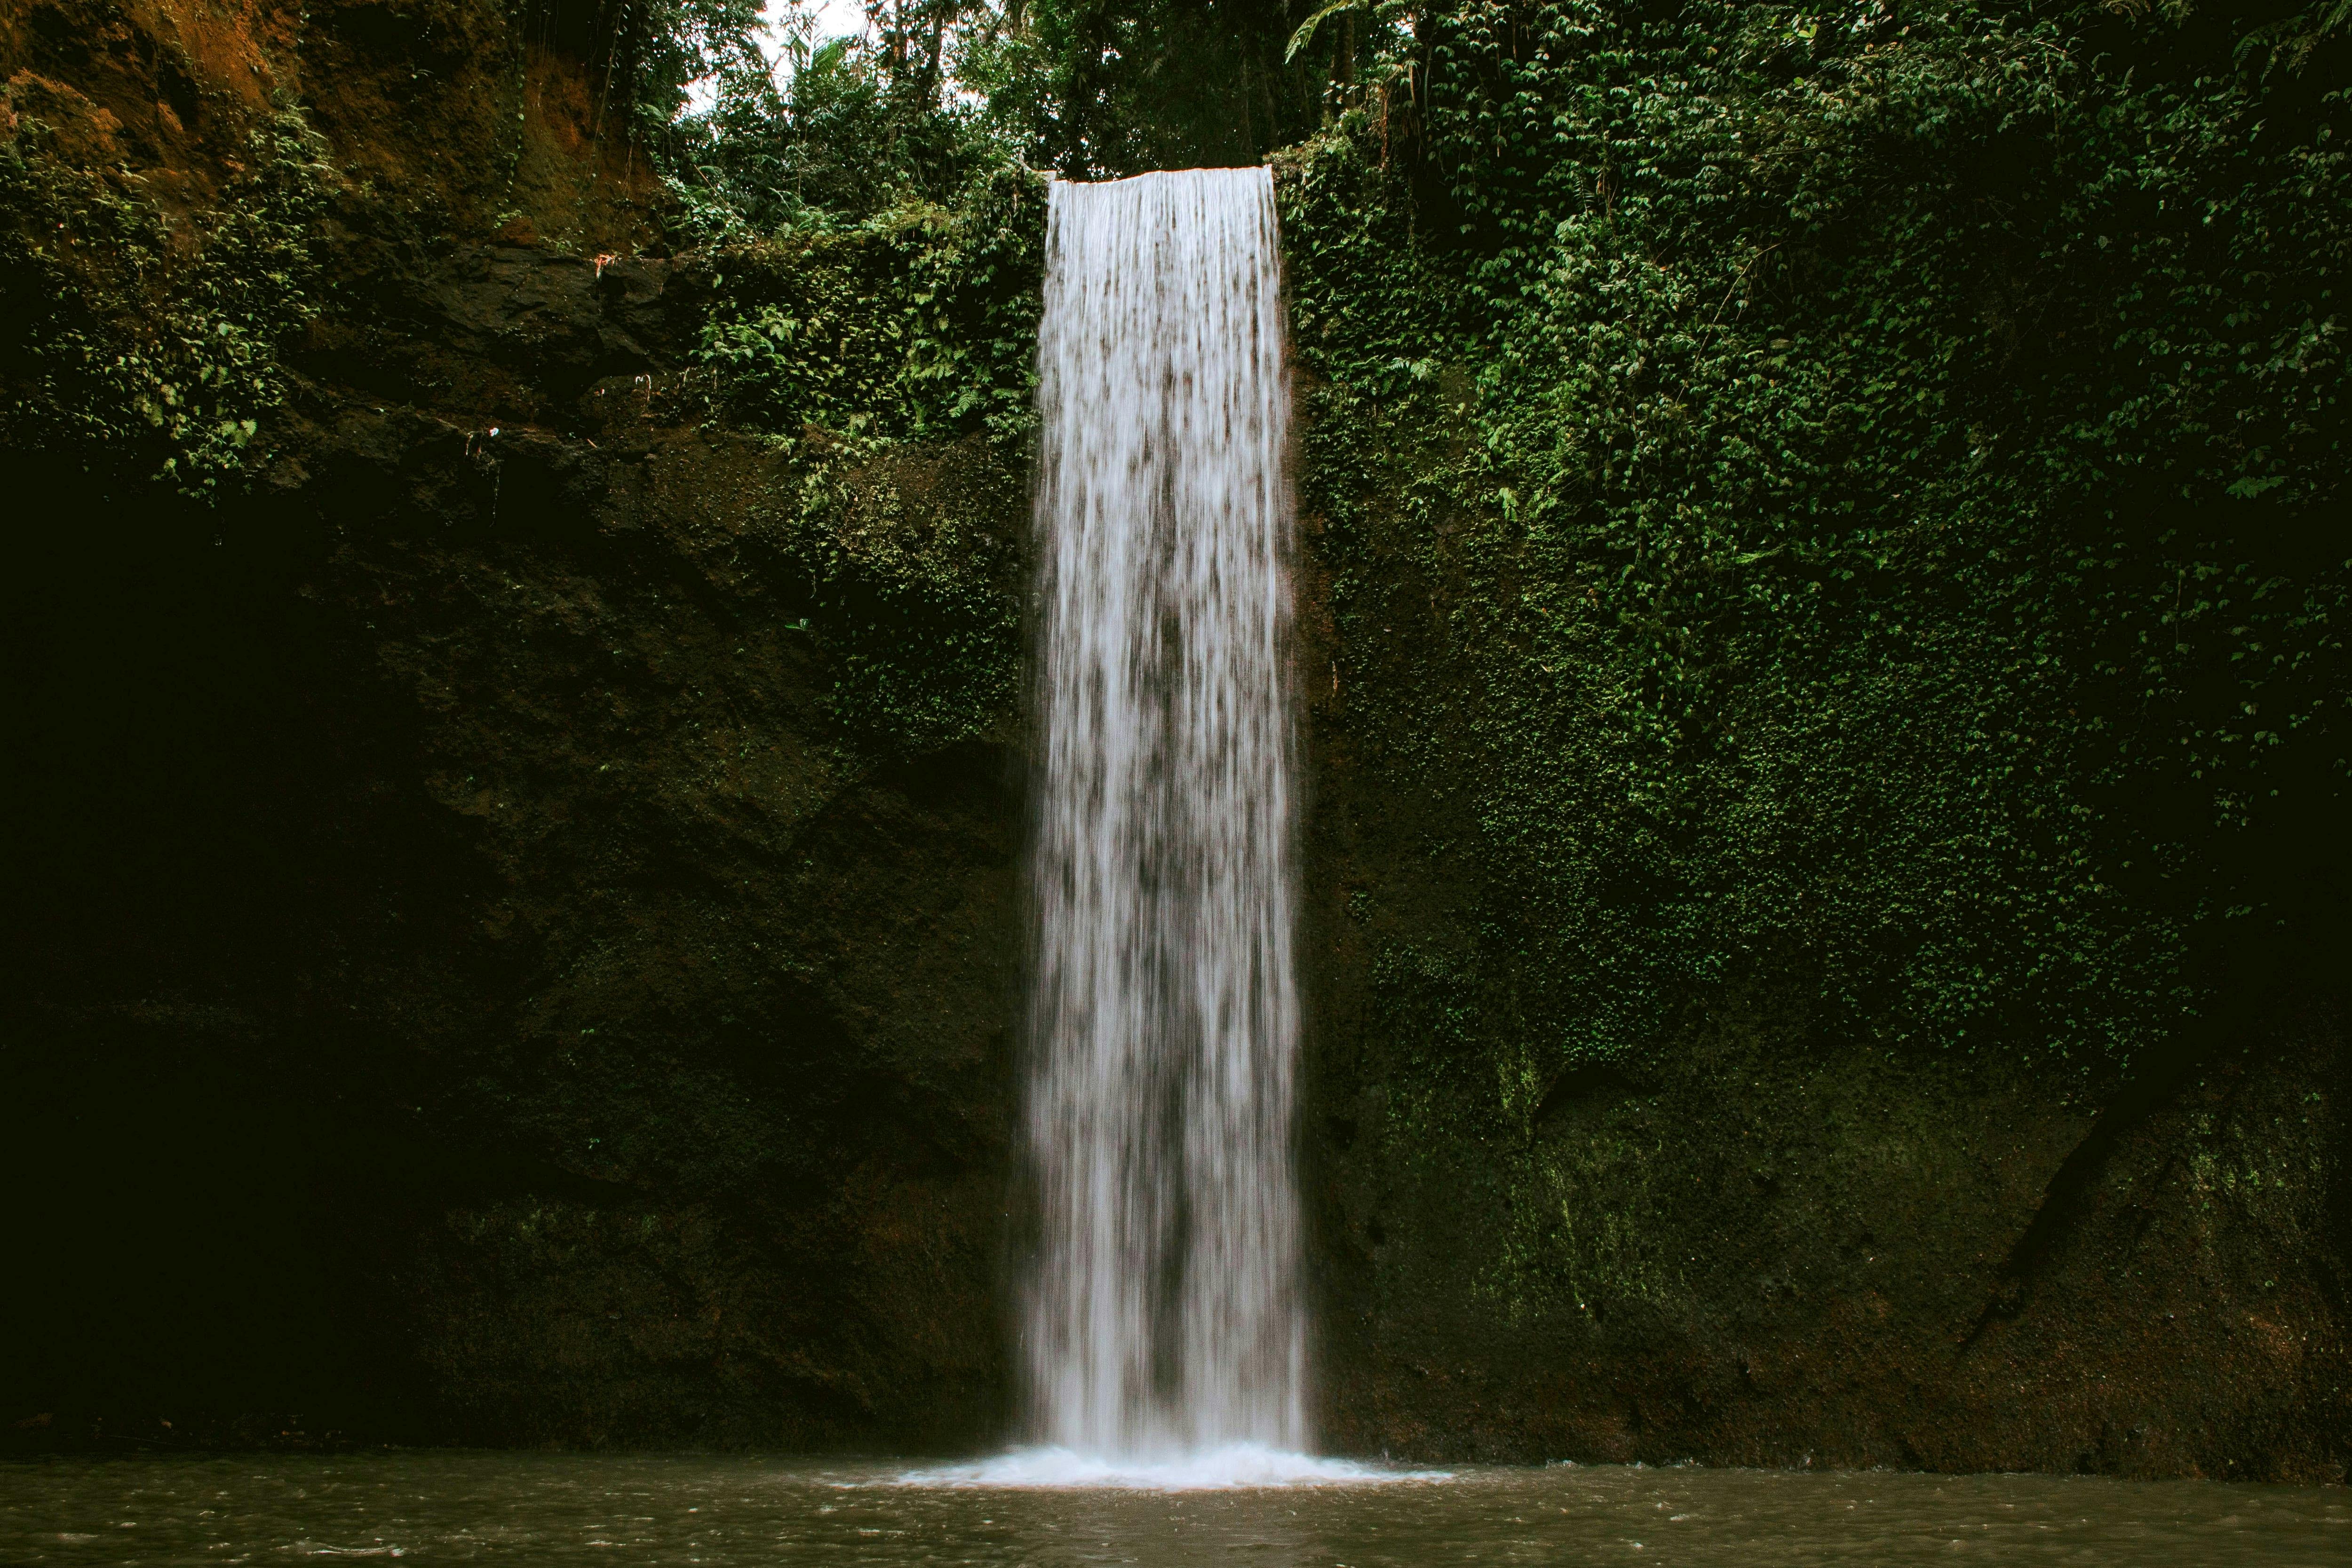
(660, 0), (1394, 216)
(662, 25), (996, 235)
(1282, 0), (2350, 1093)
(694, 160), (1049, 750)
(956, 0), (1341, 175)
(0, 108), (329, 497)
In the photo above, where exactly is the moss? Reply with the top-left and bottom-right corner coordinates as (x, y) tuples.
(1486, 1120), (1689, 1325)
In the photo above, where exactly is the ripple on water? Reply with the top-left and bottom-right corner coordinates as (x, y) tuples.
(4, 1452), (2345, 1566)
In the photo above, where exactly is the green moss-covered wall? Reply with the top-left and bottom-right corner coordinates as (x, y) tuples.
(1277, 0), (2349, 1478)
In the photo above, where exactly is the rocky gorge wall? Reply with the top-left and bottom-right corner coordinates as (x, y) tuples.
(1294, 465), (2352, 1477)
(4, 0), (2346, 1480)
(5, 0), (1022, 1451)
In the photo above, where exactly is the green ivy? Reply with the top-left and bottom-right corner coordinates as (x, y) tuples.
(1281, 0), (2350, 1095)
(695, 160), (1050, 752)
(0, 105), (329, 497)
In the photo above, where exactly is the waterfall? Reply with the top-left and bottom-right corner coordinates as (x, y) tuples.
(1022, 166), (1306, 1460)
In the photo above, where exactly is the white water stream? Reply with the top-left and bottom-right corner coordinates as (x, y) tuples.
(1015, 166), (1307, 1468)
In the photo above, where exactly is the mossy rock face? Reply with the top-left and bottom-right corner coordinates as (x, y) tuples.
(0, 86), (1026, 1442)
(0, 0), (665, 501)
(2, 236), (1026, 1450)
(1300, 904), (2352, 1474)
(1270, 18), (2352, 1472)
(1287, 362), (2351, 1472)
(1288, 394), (2351, 1472)
(2, 0), (1025, 1453)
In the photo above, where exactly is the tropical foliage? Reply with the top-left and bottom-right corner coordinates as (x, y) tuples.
(0, 108), (329, 496)
(1281, 0), (2349, 1085)
(671, 1), (2348, 1067)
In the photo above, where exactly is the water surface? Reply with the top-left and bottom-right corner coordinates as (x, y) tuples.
(2, 1451), (2343, 1565)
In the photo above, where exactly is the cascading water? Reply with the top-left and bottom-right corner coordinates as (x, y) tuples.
(1021, 166), (1306, 1463)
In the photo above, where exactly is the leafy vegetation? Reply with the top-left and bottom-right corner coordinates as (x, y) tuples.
(691, 159), (1048, 749)
(660, 0), (1383, 213)
(7, 0), (2342, 1037)
(957, 0), (1339, 174)
(661, 14), (997, 234)
(612, 0), (2352, 1036)
(1280, 0), (2350, 1110)
(655, 2), (1390, 750)
(0, 106), (329, 496)
(655, 7), (1043, 750)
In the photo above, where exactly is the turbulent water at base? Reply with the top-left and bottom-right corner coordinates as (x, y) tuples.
(1022, 165), (1304, 1460)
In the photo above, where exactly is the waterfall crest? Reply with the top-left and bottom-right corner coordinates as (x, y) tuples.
(1023, 166), (1306, 1458)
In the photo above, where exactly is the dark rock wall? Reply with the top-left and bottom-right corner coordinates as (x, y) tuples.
(5, 2), (1018, 1451)
(7, 246), (1025, 1449)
